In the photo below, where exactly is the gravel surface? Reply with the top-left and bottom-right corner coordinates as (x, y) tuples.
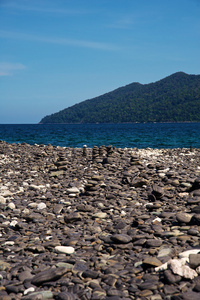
(0, 141), (200, 300)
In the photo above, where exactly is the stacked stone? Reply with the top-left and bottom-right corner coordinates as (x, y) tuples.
(130, 154), (141, 165)
(92, 146), (99, 162)
(84, 176), (102, 196)
(82, 145), (87, 157)
(54, 151), (68, 170)
(102, 145), (115, 164)
(99, 145), (106, 157)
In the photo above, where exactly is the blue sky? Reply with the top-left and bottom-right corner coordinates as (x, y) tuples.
(0, 0), (200, 124)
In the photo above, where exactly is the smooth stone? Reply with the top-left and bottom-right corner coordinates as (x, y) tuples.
(152, 185), (164, 199)
(64, 212), (81, 223)
(187, 228), (199, 236)
(143, 257), (162, 267)
(139, 289), (153, 297)
(0, 196), (6, 204)
(157, 247), (174, 258)
(92, 289), (107, 299)
(31, 267), (68, 285)
(23, 287), (35, 295)
(55, 246), (75, 254)
(107, 289), (124, 297)
(66, 187), (80, 194)
(163, 285), (178, 295)
(37, 202), (47, 210)
(9, 220), (18, 227)
(0, 261), (10, 271)
(56, 263), (73, 270)
(146, 239), (162, 247)
(175, 291), (200, 300)
(22, 290), (53, 299)
(193, 190), (200, 197)
(163, 270), (182, 284)
(93, 212), (107, 219)
(191, 214), (200, 224)
(191, 205), (200, 213)
(187, 198), (200, 205)
(138, 281), (158, 290)
(56, 292), (77, 300)
(110, 234), (132, 244)
(150, 296), (162, 300)
(18, 270), (33, 282)
(176, 212), (193, 223)
(7, 202), (15, 209)
(50, 170), (64, 177)
(189, 254), (200, 269)
(82, 269), (99, 279)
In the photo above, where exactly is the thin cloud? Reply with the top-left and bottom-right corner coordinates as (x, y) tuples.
(0, 30), (120, 51)
(0, 62), (26, 76)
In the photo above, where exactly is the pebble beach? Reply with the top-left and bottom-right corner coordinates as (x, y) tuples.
(1, 141), (200, 300)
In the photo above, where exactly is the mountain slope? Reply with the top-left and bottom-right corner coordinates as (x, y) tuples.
(39, 72), (200, 123)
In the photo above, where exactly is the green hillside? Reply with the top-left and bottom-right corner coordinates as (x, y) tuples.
(39, 72), (200, 123)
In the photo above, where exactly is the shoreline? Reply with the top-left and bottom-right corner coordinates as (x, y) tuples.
(0, 141), (200, 299)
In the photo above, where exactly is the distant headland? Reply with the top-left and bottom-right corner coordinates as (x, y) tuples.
(39, 72), (200, 124)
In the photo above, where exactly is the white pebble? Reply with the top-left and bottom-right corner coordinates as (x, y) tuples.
(24, 287), (35, 295)
(55, 246), (75, 254)
(37, 202), (47, 210)
(152, 217), (162, 223)
(22, 208), (30, 214)
(4, 241), (15, 246)
(7, 202), (15, 209)
(28, 202), (38, 208)
(0, 196), (6, 204)
(93, 212), (107, 219)
(67, 187), (79, 194)
(179, 249), (200, 259)
(10, 220), (18, 227)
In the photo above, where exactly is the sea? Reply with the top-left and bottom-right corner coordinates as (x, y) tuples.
(0, 123), (200, 149)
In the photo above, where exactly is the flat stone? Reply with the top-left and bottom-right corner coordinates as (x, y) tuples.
(152, 185), (164, 199)
(55, 246), (75, 254)
(0, 260), (10, 271)
(110, 234), (132, 244)
(37, 202), (47, 210)
(191, 205), (200, 213)
(157, 247), (174, 258)
(64, 212), (81, 223)
(176, 212), (193, 223)
(146, 239), (162, 247)
(180, 291), (200, 300)
(22, 290), (53, 299)
(163, 270), (182, 284)
(82, 269), (99, 279)
(163, 285), (178, 295)
(143, 257), (162, 267)
(189, 254), (200, 269)
(93, 212), (107, 219)
(31, 267), (68, 285)
(66, 187), (80, 194)
(56, 292), (77, 300)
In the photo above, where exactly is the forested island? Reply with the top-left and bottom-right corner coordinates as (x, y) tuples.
(40, 72), (200, 124)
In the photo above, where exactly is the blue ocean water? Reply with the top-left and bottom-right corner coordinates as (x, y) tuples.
(0, 123), (200, 149)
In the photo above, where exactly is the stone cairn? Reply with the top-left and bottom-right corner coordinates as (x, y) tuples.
(54, 151), (68, 170)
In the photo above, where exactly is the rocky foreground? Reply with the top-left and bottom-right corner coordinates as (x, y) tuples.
(0, 141), (200, 300)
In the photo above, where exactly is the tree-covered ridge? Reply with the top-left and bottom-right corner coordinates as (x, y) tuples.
(39, 72), (200, 123)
